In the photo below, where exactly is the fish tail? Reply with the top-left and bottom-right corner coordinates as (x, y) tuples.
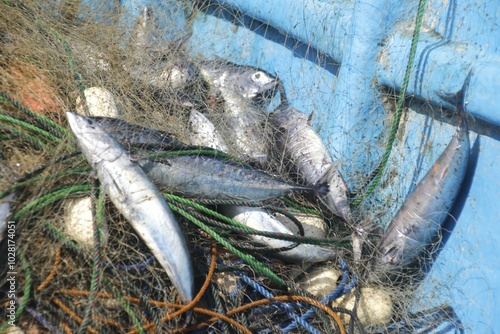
(438, 69), (472, 132)
(316, 164), (352, 222)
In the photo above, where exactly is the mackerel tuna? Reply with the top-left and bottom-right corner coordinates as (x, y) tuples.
(270, 105), (351, 222)
(199, 61), (278, 165)
(221, 206), (342, 263)
(139, 155), (322, 201)
(188, 109), (229, 152)
(369, 108), (470, 284)
(66, 112), (194, 302)
(89, 116), (187, 149)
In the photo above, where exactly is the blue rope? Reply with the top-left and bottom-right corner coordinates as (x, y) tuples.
(15, 297), (63, 334)
(281, 258), (357, 333)
(238, 273), (322, 334)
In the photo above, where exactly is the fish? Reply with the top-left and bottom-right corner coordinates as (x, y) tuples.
(220, 206), (343, 263)
(188, 108), (229, 152)
(199, 60), (278, 101)
(66, 112), (194, 302)
(369, 106), (470, 284)
(269, 105), (351, 222)
(139, 155), (324, 202)
(88, 116), (187, 150)
(199, 60), (278, 165)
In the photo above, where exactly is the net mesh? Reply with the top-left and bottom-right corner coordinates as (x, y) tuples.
(0, 0), (481, 333)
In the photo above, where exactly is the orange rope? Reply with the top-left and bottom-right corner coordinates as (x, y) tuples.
(36, 247), (61, 292)
(60, 322), (73, 334)
(57, 243), (251, 334)
(52, 297), (99, 334)
(182, 294), (346, 334)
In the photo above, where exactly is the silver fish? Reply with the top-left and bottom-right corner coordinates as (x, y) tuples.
(89, 116), (187, 149)
(221, 206), (342, 263)
(199, 61), (278, 165)
(270, 105), (351, 222)
(66, 112), (194, 302)
(199, 60), (277, 100)
(188, 109), (229, 152)
(369, 110), (470, 284)
(139, 155), (322, 201)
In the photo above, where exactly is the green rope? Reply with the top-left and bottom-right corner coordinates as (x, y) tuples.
(12, 184), (91, 220)
(281, 197), (321, 216)
(0, 124), (49, 150)
(0, 112), (61, 142)
(0, 161), (88, 199)
(352, 0), (428, 206)
(168, 203), (286, 287)
(103, 276), (146, 334)
(164, 193), (349, 247)
(0, 91), (69, 138)
(44, 221), (81, 251)
(78, 184), (105, 334)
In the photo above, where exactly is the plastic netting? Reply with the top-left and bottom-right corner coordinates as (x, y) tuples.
(0, 0), (477, 333)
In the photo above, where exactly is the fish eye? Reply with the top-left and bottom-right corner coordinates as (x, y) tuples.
(86, 118), (96, 129)
(251, 71), (264, 82)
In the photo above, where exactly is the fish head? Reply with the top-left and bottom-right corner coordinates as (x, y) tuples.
(232, 68), (278, 100)
(66, 112), (124, 164)
(200, 61), (278, 101)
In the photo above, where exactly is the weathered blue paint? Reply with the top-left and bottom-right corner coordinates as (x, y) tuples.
(83, 0), (499, 332)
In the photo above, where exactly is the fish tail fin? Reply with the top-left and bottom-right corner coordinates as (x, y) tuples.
(438, 69), (472, 132)
(316, 163), (352, 222)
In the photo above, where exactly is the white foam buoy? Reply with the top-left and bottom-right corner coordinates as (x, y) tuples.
(76, 87), (119, 118)
(297, 266), (342, 300)
(277, 212), (328, 239)
(331, 287), (393, 326)
(64, 197), (108, 250)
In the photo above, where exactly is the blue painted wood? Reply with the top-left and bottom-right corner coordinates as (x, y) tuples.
(86, 0), (500, 332)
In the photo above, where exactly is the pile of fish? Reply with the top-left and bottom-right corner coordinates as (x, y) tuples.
(0, 6), (471, 332)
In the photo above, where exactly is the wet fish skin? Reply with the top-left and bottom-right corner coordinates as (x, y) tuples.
(66, 112), (194, 302)
(270, 105), (351, 222)
(199, 60), (277, 100)
(221, 206), (343, 263)
(370, 111), (470, 284)
(199, 61), (278, 164)
(139, 155), (319, 201)
(89, 116), (187, 149)
(188, 109), (229, 152)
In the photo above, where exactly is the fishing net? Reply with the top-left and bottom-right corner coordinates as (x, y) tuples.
(0, 0), (481, 333)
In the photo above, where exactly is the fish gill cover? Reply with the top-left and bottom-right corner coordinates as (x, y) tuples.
(0, 0), (494, 333)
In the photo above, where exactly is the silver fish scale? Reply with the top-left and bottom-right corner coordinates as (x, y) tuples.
(272, 107), (332, 182)
(270, 106), (351, 221)
(370, 112), (470, 283)
(140, 155), (315, 201)
(218, 94), (270, 163)
(199, 61), (277, 100)
(199, 61), (278, 165)
(66, 112), (194, 302)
